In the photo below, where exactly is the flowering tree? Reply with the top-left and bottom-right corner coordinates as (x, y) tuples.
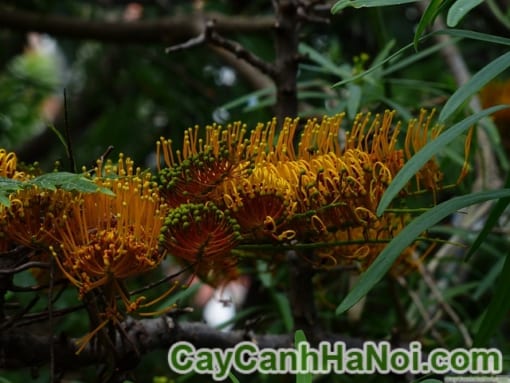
(0, 1), (509, 383)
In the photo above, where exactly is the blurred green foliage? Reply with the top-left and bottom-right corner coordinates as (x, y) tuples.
(0, 43), (60, 147)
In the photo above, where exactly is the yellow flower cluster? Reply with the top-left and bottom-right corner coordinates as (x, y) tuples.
(0, 110), (466, 352)
(157, 110), (452, 274)
(0, 151), (170, 353)
(49, 156), (167, 301)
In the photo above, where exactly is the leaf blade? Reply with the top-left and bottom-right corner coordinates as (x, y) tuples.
(332, 0), (418, 13)
(465, 174), (510, 260)
(377, 105), (509, 216)
(337, 189), (510, 315)
(435, 29), (510, 46)
(446, 0), (484, 27)
(439, 51), (510, 122)
(474, 249), (510, 346)
(413, 0), (444, 49)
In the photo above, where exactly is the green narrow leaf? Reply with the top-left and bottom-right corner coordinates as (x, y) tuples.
(346, 84), (362, 118)
(371, 39), (396, 67)
(332, 0), (418, 13)
(376, 105), (508, 216)
(383, 37), (459, 77)
(294, 329), (307, 344)
(47, 124), (69, 155)
(336, 189), (510, 315)
(333, 33), (440, 87)
(413, 0), (445, 49)
(439, 51), (510, 122)
(274, 292), (294, 332)
(228, 373), (240, 383)
(447, 0), (484, 27)
(474, 256), (504, 300)
(465, 174), (510, 260)
(299, 43), (351, 79)
(219, 87), (275, 111)
(333, 42), (410, 87)
(436, 28), (510, 46)
(474, 249), (510, 346)
(294, 330), (312, 383)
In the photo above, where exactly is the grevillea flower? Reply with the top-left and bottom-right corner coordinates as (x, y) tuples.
(155, 110), (470, 273)
(156, 122), (248, 208)
(159, 202), (241, 285)
(50, 155), (167, 305)
(0, 187), (73, 249)
(0, 149), (51, 269)
(222, 164), (296, 241)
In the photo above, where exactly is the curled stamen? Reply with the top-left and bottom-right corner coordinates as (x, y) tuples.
(311, 214), (328, 234)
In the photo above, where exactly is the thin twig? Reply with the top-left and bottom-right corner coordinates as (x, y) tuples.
(48, 257), (55, 383)
(63, 88), (76, 173)
(417, 260), (473, 347)
(165, 32), (206, 53)
(16, 304), (85, 327)
(10, 278), (68, 292)
(297, 1), (330, 24)
(167, 19), (276, 77)
(0, 261), (50, 275)
(208, 20), (276, 78)
(396, 276), (446, 347)
(0, 296), (40, 331)
(128, 264), (193, 296)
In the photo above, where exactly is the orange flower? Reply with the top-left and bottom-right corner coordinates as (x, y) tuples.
(159, 202), (241, 284)
(156, 110), (467, 270)
(156, 122), (248, 208)
(50, 156), (167, 302)
(0, 187), (73, 250)
(222, 164), (296, 241)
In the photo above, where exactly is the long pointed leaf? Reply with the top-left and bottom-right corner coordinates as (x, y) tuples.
(382, 37), (458, 77)
(474, 249), (510, 346)
(336, 189), (510, 315)
(447, 0), (484, 27)
(333, 40), (414, 87)
(332, 0), (418, 13)
(439, 51), (510, 122)
(465, 174), (510, 260)
(334, 32), (445, 87)
(413, 0), (445, 49)
(299, 43), (352, 79)
(376, 105), (508, 216)
(295, 330), (313, 383)
(435, 29), (510, 46)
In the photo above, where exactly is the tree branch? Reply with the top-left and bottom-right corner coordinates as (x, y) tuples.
(0, 315), (369, 372)
(166, 20), (277, 78)
(273, 0), (301, 121)
(288, 250), (319, 340)
(0, 6), (275, 44)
